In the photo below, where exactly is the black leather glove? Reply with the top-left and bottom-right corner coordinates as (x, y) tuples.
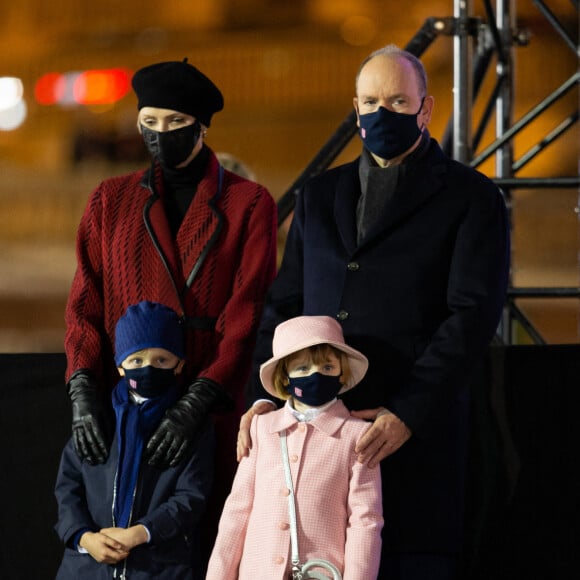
(146, 377), (233, 468)
(67, 370), (109, 465)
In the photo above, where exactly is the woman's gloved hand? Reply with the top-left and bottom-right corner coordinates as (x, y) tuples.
(146, 377), (233, 469)
(67, 370), (109, 465)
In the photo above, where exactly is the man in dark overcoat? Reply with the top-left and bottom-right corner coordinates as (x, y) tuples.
(241, 45), (510, 580)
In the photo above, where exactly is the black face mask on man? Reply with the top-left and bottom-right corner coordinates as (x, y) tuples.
(140, 121), (201, 168)
(358, 99), (424, 160)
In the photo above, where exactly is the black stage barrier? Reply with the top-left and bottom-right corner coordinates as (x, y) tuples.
(0, 353), (69, 580)
(0, 346), (578, 579)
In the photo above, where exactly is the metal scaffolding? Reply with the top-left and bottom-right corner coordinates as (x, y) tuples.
(275, 0), (580, 345)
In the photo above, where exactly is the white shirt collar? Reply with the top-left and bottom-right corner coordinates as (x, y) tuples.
(285, 398), (337, 422)
(129, 391), (148, 404)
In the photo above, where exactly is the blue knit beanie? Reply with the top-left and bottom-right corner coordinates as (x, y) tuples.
(114, 301), (185, 366)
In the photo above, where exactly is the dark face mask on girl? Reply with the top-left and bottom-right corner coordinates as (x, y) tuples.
(140, 121), (201, 168)
(358, 99), (424, 160)
(286, 373), (343, 407)
(123, 365), (178, 399)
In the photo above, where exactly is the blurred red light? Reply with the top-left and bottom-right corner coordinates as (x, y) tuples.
(73, 68), (132, 105)
(35, 68), (132, 106)
(34, 72), (65, 105)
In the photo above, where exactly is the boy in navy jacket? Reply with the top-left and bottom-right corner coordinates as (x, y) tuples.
(55, 301), (214, 579)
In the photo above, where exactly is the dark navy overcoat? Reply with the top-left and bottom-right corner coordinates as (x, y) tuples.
(250, 139), (510, 554)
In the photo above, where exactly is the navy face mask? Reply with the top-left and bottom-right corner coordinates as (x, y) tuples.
(286, 373), (343, 407)
(140, 121), (201, 168)
(123, 365), (178, 399)
(358, 99), (424, 160)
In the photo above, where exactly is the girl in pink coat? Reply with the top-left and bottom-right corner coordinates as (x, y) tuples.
(206, 315), (383, 579)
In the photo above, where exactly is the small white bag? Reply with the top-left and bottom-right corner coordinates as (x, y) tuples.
(280, 430), (343, 580)
(292, 558), (342, 579)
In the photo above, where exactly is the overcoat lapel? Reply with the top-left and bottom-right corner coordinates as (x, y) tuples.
(365, 156), (446, 243)
(333, 147), (448, 254)
(142, 165), (184, 288)
(143, 156), (224, 295)
(343, 144), (448, 249)
(333, 163), (360, 256)
(176, 155), (224, 291)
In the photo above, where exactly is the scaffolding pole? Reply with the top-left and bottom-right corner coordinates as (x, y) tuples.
(453, 0), (474, 163)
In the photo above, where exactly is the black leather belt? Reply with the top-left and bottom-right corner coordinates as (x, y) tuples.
(182, 316), (217, 330)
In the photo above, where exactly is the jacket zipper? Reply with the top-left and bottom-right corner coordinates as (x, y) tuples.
(111, 468), (138, 579)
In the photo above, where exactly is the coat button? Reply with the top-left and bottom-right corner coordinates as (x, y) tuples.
(279, 522), (290, 530)
(275, 556), (284, 565)
(347, 261), (360, 271)
(291, 454), (299, 463)
(298, 424), (306, 432)
(282, 488), (291, 496)
(336, 310), (349, 321)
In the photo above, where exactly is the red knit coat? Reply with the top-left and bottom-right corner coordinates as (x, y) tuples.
(64, 150), (277, 408)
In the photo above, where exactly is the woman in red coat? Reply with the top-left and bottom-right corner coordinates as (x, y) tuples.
(64, 59), (278, 565)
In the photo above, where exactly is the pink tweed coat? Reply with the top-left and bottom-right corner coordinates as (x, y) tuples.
(206, 399), (383, 579)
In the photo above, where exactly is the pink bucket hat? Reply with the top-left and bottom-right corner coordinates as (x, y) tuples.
(259, 315), (369, 398)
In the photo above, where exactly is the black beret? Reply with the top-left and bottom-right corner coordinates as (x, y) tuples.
(132, 58), (224, 127)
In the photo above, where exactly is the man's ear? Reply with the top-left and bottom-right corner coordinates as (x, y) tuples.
(175, 360), (186, 374)
(420, 95), (434, 127)
(118, 366), (125, 377)
(353, 97), (361, 127)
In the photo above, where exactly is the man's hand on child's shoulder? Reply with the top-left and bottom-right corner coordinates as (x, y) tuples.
(236, 400), (277, 462)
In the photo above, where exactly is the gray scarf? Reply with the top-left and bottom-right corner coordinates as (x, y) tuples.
(356, 130), (430, 245)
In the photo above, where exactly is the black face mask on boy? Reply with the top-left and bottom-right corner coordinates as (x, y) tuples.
(123, 365), (178, 399)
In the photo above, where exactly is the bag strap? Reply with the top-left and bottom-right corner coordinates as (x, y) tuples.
(280, 429), (343, 580)
(280, 430), (302, 572)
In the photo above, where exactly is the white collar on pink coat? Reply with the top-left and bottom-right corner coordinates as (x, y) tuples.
(286, 398), (337, 422)
(264, 398), (357, 438)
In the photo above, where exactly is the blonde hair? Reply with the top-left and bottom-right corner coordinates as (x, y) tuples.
(271, 344), (352, 400)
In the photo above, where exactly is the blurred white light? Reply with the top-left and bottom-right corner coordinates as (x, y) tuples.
(0, 99), (27, 131)
(0, 77), (24, 111)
